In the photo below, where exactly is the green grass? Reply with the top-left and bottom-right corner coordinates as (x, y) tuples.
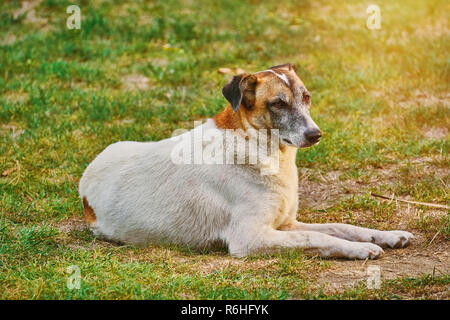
(0, 0), (449, 299)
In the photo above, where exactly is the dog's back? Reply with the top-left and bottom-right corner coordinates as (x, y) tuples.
(78, 121), (257, 248)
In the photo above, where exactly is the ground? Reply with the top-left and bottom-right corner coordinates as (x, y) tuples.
(0, 0), (449, 299)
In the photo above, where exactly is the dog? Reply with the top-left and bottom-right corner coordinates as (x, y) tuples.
(79, 63), (413, 259)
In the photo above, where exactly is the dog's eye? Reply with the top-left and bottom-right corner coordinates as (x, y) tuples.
(270, 100), (287, 108)
(303, 93), (311, 103)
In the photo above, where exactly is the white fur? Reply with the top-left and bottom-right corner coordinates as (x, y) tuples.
(265, 69), (290, 86)
(79, 119), (413, 259)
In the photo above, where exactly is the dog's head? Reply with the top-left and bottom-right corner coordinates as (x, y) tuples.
(222, 63), (321, 148)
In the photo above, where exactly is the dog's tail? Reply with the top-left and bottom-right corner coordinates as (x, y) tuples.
(82, 196), (97, 227)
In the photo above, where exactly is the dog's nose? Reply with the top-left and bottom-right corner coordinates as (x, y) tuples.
(304, 129), (322, 143)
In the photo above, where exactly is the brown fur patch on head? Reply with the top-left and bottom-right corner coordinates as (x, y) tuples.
(82, 196), (97, 224)
(215, 64), (308, 131)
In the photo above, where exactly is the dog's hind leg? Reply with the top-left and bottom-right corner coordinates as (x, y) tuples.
(282, 221), (413, 249)
(226, 227), (384, 259)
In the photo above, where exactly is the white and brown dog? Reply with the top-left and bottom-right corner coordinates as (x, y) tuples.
(79, 63), (413, 259)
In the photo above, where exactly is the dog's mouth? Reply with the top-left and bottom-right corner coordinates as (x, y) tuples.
(300, 139), (320, 148)
(281, 137), (302, 148)
(281, 137), (321, 148)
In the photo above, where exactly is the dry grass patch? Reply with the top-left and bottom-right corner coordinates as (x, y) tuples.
(422, 126), (449, 140)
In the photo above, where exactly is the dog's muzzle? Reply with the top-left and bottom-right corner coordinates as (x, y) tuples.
(304, 128), (322, 144)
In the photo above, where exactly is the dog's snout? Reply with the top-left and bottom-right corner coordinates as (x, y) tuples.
(304, 128), (322, 143)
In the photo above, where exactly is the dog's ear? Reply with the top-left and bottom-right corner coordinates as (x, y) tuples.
(289, 63), (298, 73)
(270, 63), (297, 73)
(222, 74), (257, 112)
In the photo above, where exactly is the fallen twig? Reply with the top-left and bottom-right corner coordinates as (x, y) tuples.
(370, 193), (450, 210)
(428, 231), (440, 245)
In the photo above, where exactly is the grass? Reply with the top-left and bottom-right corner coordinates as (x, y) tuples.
(0, 0), (448, 299)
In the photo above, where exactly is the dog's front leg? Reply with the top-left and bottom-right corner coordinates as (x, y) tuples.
(283, 221), (413, 249)
(226, 226), (384, 260)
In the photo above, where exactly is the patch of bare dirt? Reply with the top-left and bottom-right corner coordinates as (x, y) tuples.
(12, 0), (48, 27)
(371, 89), (450, 109)
(193, 257), (278, 276)
(415, 17), (449, 38)
(298, 156), (449, 211)
(392, 91), (450, 108)
(315, 233), (450, 296)
(122, 74), (151, 91)
(1, 34), (18, 46)
(298, 169), (357, 210)
(105, 119), (136, 128)
(422, 126), (449, 140)
(150, 58), (169, 68)
(55, 218), (116, 250)
(56, 218), (86, 233)
(3, 91), (29, 104)
(1, 123), (25, 139)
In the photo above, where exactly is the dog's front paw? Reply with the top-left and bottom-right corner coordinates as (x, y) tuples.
(340, 242), (384, 260)
(372, 230), (414, 249)
(352, 242), (384, 259)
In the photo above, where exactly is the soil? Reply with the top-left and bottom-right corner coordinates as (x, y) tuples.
(316, 233), (449, 294)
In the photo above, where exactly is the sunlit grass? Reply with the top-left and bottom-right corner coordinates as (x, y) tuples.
(0, 0), (448, 299)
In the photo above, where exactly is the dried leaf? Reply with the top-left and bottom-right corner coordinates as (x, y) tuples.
(218, 68), (232, 74)
(1, 167), (16, 177)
